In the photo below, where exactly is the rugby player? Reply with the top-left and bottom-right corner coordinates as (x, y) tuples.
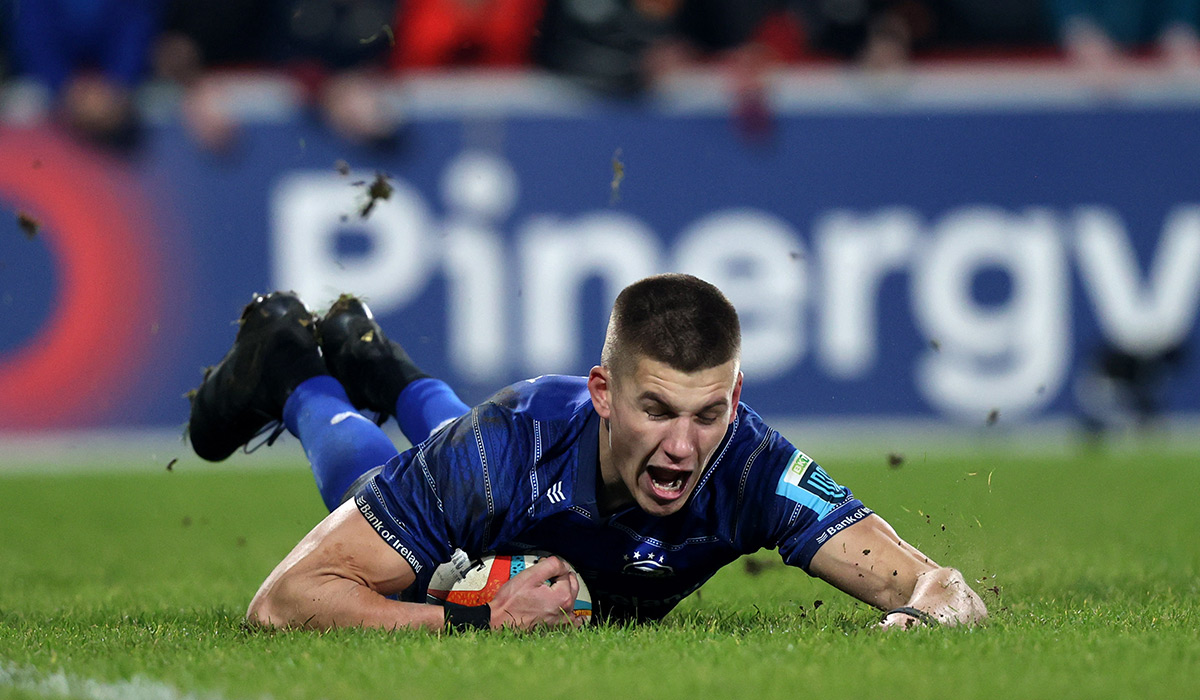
(188, 274), (987, 631)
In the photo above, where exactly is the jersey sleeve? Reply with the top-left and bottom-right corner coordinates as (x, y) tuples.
(352, 402), (523, 589)
(736, 433), (874, 572)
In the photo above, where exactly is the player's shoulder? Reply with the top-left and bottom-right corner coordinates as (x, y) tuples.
(462, 376), (596, 511)
(730, 404), (853, 511)
(731, 402), (771, 440)
(456, 375), (593, 458)
(721, 402), (786, 458)
(707, 402), (808, 488)
(484, 375), (592, 423)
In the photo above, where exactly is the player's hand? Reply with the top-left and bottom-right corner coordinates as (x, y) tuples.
(488, 556), (582, 631)
(876, 568), (988, 631)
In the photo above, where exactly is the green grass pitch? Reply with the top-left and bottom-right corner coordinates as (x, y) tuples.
(1, 440), (1197, 700)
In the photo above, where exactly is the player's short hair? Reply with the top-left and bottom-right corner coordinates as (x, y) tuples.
(601, 273), (741, 379)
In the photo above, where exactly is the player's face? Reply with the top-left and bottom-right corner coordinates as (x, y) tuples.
(590, 356), (743, 517)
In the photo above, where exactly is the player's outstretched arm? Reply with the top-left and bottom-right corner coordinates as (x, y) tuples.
(246, 501), (440, 631)
(246, 501), (579, 632)
(807, 513), (987, 629)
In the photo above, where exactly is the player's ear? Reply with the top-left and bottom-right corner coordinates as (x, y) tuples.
(588, 365), (613, 419)
(729, 371), (744, 424)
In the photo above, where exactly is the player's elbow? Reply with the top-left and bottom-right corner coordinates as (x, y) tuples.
(245, 597), (276, 628)
(245, 571), (309, 630)
(245, 585), (286, 629)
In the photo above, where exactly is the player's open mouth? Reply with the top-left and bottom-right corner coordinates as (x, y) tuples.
(646, 466), (690, 499)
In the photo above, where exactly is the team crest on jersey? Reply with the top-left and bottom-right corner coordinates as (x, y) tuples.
(775, 450), (847, 516)
(622, 550), (674, 577)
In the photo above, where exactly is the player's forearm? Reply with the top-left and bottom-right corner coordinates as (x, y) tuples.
(247, 572), (444, 631)
(810, 514), (943, 610)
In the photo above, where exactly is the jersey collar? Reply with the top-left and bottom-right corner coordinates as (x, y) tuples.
(573, 408), (602, 516)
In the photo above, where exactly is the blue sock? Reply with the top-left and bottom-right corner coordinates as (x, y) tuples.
(284, 375), (399, 512)
(394, 377), (470, 445)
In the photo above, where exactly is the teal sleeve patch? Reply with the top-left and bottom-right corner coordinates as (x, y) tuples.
(775, 450), (847, 519)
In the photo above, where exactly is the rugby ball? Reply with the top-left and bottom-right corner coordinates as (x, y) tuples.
(426, 551), (593, 621)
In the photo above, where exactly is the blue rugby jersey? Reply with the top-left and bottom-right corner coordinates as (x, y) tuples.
(354, 375), (872, 621)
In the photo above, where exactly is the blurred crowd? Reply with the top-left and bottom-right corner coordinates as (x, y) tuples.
(1, 0), (1198, 151)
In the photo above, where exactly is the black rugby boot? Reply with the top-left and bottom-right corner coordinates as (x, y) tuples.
(188, 292), (328, 461)
(317, 294), (429, 418)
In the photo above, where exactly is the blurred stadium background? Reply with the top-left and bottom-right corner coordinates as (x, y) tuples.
(3, 0), (1200, 461)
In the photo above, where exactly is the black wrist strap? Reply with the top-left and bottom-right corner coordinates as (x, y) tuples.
(882, 606), (939, 626)
(442, 601), (491, 631)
